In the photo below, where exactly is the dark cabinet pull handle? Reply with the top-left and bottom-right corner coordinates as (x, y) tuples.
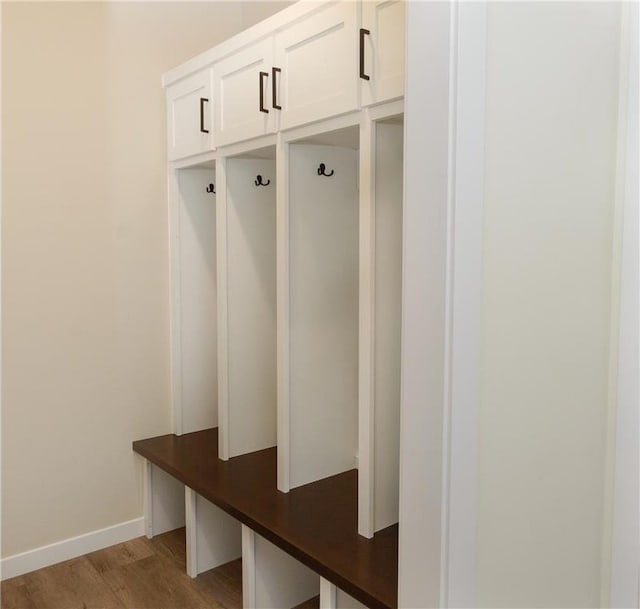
(272, 67), (282, 110)
(200, 97), (209, 133)
(259, 72), (269, 113)
(359, 28), (370, 81)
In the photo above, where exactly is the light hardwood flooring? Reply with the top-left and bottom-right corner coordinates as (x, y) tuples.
(1, 528), (320, 609)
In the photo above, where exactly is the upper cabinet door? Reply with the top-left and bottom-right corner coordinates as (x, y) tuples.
(214, 37), (276, 147)
(360, 0), (405, 106)
(275, 2), (359, 131)
(167, 69), (214, 161)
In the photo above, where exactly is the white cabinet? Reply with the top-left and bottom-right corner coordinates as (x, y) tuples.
(167, 69), (213, 161)
(360, 0), (405, 106)
(213, 38), (276, 147)
(274, 2), (359, 130)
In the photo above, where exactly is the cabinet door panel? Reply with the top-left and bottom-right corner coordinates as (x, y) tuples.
(214, 38), (275, 147)
(361, 0), (405, 106)
(275, 2), (359, 130)
(167, 70), (213, 161)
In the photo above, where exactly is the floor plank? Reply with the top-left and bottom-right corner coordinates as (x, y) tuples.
(1, 529), (244, 609)
(19, 556), (124, 609)
(1, 578), (36, 609)
(101, 554), (219, 609)
(193, 558), (242, 609)
(149, 527), (188, 571)
(86, 536), (155, 574)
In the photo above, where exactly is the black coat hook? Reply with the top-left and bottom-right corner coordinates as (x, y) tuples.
(317, 163), (334, 177)
(255, 174), (271, 186)
(206, 183), (216, 194)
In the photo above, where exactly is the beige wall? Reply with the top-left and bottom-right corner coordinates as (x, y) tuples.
(1, 0), (291, 559)
(478, 2), (623, 606)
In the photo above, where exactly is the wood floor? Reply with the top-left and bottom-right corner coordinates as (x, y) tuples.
(1, 528), (320, 609)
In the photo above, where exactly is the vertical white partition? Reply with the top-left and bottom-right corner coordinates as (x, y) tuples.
(218, 155), (277, 459)
(243, 526), (319, 609)
(288, 142), (359, 489)
(185, 488), (242, 578)
(171, 166), (218, 435)
(358, 113), (404, 537)
(144, 460), (186, 538)
(373, 121), (403, 532)
(319, 578), (367, 609)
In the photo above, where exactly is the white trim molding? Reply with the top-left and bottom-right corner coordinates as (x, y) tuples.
(398, 0), (486, 606)
(609, 2), (640, 607)
(445, 2), (486, 607)
(0, 517), (145, 581)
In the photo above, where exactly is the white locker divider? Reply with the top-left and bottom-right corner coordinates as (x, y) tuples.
(217, 155), (277, 460)
(287, 141), (359, 490)
(358, 110), (404, 538)
(185, 488), (242, 578)
(242, 525), (319, 609)
(143, 460), (185, 538)
(171, 166), (218, 436)
(320, 578), (369, 609)
(372, 120), (403, 532)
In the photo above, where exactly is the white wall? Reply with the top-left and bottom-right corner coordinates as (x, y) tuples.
(477, 3), (623, 606)
(1, 0), (290, 560)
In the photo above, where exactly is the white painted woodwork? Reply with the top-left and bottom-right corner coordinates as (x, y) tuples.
(361, 0), (405, 107)
(275, 2), (359, 131)
(358, 116), (403, 539)
(446, 3), (486, 605)
(143, 460), (153, 539)
(185, 488), (198, 577)
(357, 111), (375, 538)
(0, 518), (146, 581)
(336, 588), (367, 609)
(288, 144), (359, 489)
(162, 2), (326, 87)
(373, 121), (403, 533)
(148, 464), (185, 537)
(319, 579), (368, 609)
(214, 37), (275, 147)
(319, 578), (337, 609)
(245, 528), (319, 609)
(445, 1), (487, 607)
(609, 3), (639, 606)
(185, 488), (242, 578)
(173, 167), (218, 435)
(397, 2), (453, 606)
(167, 69), (213, 161)
(276, 135), (291, 492)
(216, 158), (230, 459)
(225, 158), (277, 457)
(241, 525), (256, 608)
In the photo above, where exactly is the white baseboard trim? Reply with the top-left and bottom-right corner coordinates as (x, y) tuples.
(1, 517), (145, 580)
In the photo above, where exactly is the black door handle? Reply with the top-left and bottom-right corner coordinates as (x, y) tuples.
(200, 97), (209, 133)
(259, 72), (269, 113)
(359, 28), (370, 81)
(272, 67), (281, 110)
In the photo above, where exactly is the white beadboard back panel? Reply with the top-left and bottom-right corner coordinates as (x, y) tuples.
(226, 158), (278, 457)
(176, 167), (218, 434)
(289, 144), (359, 489)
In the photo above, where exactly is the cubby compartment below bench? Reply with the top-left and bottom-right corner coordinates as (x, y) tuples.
(141, 459), (242, 578)
(242, 525), (319, 609)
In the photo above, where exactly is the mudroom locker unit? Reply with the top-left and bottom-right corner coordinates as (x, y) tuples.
(133, 1), (408, 607)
